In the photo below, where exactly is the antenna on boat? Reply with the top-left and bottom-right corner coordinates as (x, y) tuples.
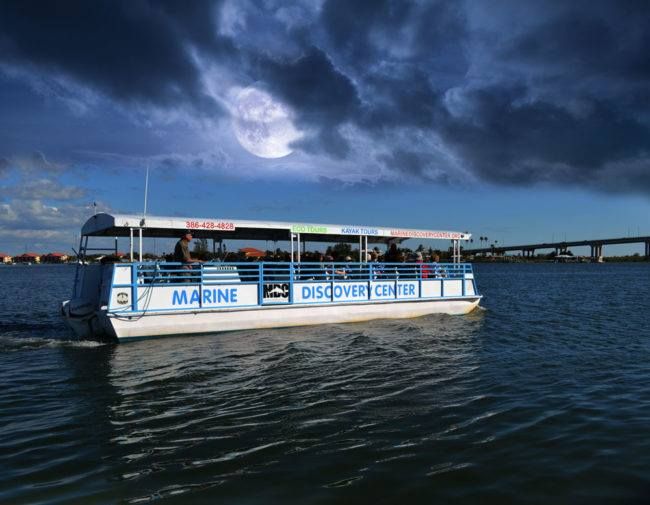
(142, 162), (150, 224)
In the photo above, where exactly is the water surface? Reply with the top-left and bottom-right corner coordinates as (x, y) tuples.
(1, 263), (649, 504)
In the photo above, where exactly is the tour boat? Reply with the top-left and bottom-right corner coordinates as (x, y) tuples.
(62, 213), (481, 341)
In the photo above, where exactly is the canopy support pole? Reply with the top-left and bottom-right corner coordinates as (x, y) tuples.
(452, 239), (460, 263)
(364, 236), (368, 262)
(297, 233), (301, 263)
(359, 236), (362, 262)
(290, 233), (295, 262)
(138, 228), (143, 262)
(129, 228), (134, 262)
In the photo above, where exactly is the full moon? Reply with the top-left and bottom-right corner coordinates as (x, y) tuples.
(232, 86), (303, 158)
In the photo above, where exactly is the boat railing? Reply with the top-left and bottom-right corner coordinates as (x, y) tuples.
(106, 261), (477, 313)
(132, 261), (471, 285)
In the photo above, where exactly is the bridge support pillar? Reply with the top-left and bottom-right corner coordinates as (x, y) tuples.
(591, 244), (603, 262)
(590, 243), (602, 261)
(645, 241), (650, 260)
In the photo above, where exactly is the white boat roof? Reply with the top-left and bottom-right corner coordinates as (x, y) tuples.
(82, 213), (471, 243)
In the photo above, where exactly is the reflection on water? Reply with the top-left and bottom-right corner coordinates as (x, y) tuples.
(101, 314), (486, 502)
(1, 264), (650, 503)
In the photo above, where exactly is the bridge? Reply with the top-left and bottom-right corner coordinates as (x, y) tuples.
(463, 236), (650, 260)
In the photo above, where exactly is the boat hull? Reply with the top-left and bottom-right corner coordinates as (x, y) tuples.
(102, 297), (481, 341)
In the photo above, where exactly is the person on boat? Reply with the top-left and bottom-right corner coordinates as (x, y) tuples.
(315, 252), (328, 281)
(323, 254), (334, 280)
(335, 256), (351, 279)
(173, 233), (203, 281)
(415, 251), (429, 279)
(431, 254), (445, 278)
(403, 252), (420, 279)
(369, 251), (382, 279)
(385, 243), (399, 263)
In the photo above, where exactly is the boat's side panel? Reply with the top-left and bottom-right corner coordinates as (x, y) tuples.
(108, 297), (481, 340)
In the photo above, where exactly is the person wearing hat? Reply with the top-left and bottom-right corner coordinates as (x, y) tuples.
(173, 233), (203, 281)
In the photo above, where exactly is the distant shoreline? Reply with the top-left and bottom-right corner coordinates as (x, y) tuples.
(470, 256), (648, 264)
(1, 259), (648, 267)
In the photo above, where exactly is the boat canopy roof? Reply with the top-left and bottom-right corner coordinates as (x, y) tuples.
(82, 213), (471, 243)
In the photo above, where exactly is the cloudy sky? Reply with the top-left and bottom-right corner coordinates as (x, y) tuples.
(1, 0), (649, 255)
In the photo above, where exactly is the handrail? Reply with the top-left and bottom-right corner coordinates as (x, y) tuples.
(132, 261), (471, 284)
(106, 261), (478, 314)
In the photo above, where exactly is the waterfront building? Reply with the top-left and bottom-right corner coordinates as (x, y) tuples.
(14, 252), (40, 264)
(42, 252), (70, 263)
(239, 247), (265, 259)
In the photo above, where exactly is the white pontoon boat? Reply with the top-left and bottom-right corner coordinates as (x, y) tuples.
(62, 213), (481, 341)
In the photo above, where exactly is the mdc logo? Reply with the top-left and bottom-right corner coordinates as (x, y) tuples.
(263, 283), (289, 301)
(116, 292), (129, 305)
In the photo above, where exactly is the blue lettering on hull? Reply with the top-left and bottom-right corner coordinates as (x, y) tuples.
(172, 290), (188, 305)
(300, 283), (369, 302)
(172, 288), (238, 307)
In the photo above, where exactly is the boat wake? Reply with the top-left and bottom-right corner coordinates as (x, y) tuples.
(0, 335), (107, 351)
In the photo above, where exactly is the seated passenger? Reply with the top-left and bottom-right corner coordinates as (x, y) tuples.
(315, 252), (328, 281)
(431, 254), (446, 278)
(323, 255), (335, 280)
(335, 256), (351, 279)
(173, 233), (203, 282)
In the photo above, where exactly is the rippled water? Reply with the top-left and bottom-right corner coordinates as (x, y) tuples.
(1, 263), (650, 504)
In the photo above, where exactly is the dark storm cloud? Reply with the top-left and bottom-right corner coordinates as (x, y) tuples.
(263, 47), (360, 126)
(361, 71), (444, 132)
(1, 0), (649, 192)
(321, 0), (466, 71)
(499, 1), (650, 84)
(350, 0), (648, 192)
(318, 0), (467, 132)
(378, 149), (428, 178)
(254, 47), (361, 158)
(438, 85), (649, 187)
(0, 0), (227, 113)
